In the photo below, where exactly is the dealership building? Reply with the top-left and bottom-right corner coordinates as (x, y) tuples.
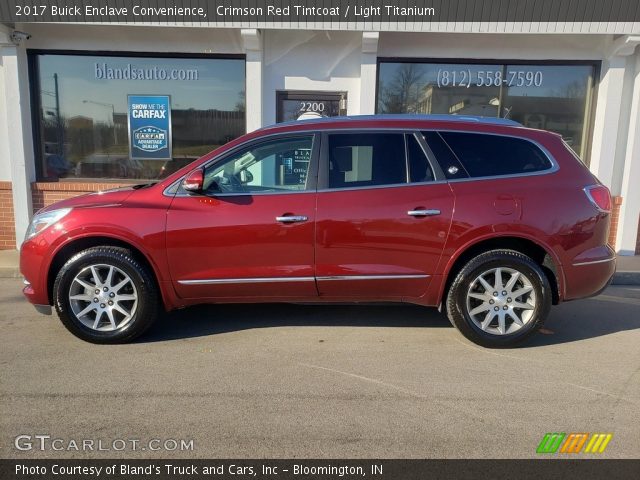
(1, 13), (640, 254)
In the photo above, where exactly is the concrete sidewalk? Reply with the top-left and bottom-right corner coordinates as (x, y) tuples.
(2, 248), (639, 285)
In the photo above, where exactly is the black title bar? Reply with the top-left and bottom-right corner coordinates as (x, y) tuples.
(1, 1), (640, 23)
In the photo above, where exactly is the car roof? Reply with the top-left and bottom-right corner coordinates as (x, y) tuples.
(259, 114), (521, 132)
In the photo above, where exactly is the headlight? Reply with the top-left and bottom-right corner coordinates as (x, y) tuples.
(25, 208), (72, 240)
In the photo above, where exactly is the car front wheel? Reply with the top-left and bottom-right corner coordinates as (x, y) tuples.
(446, 249), (552, 348)
(53, 246), (159, 343)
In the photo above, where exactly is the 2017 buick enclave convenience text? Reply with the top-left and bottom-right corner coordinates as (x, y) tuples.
(20, 115), (615, 347)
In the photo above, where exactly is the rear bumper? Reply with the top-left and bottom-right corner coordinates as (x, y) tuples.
(563, 245), (616, 301)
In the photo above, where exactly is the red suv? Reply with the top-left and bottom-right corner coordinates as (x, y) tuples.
(20, 115), (615, 347)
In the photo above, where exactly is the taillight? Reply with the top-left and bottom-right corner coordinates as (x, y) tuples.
(584, 185), (612, 213)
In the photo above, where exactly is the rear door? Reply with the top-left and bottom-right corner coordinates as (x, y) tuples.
(166, 134), (319, 300)
(315, 131), (455, 299)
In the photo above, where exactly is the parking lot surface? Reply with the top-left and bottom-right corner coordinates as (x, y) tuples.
(1, 278), (639, 458)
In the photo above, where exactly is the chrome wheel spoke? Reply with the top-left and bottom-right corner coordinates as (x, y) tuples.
(470, 303), (491, 316)
(92, 310), (104, 329)
(468, 292), (488, 301)
(494, 268), (503, 290)
(512, 285), (533, 298)
(73, 277), (95, 291)
(497, 312), (506, 334)
(104, 266), (114, 288)
(89, 266), (102, 287)
(113, 303), (131, 318)
(512, 301), (534, 310)
(116, 294), (136, 301)
(480, 311), (495, 331)
(105, 309), (117, 329)
(507, 309), (524, 326)
(113, 278), (129, 292)
(505, 272), (520, 292)
(76, 304), (96, 318)
(478, 276), (493, 292)
(69, 294), (92, 301)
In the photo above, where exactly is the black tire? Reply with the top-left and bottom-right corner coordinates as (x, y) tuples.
(446, 249), (552, 348)
(53, 246), (159, 344)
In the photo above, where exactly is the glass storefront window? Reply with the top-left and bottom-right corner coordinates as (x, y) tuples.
(33, 53), (245, 181)
(377, 61), (596, 162)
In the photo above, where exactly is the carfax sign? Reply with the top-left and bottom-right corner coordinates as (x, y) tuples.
(127, 95), (172, 160)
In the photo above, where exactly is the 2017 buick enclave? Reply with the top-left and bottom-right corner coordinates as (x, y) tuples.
(20, 115), (615, 347)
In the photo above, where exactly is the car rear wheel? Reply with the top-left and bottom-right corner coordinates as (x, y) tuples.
(53, 246), (159, 343)
(446, 249), (552, 348)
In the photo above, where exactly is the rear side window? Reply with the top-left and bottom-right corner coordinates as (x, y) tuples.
(327, 133), (406, 188)
(439, 132), (552, 178)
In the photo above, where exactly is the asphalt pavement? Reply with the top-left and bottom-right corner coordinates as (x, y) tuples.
(1, 278), (639, 459)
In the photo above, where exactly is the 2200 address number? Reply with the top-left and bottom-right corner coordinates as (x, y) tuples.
(437, 69), (544, 88)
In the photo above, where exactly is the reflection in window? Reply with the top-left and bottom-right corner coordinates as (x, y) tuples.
(35, 54), (245, 181)
(203, 136), (313, 194)
(377, 62), (596, 162)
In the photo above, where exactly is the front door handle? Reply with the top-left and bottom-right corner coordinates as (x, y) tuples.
(276, 215), (308, 223)
(407, 209), (441, 217)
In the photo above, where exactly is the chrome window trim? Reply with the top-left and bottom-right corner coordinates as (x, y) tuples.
(164, 125), (559, 196)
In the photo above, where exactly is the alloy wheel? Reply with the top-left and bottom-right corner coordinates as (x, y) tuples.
(68, 263), (138, 332)
(465, 267), (537, 335)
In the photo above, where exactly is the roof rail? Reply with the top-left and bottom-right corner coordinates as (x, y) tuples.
(267, 114), (522, 129)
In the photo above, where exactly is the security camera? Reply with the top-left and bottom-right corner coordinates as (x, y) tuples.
(10, 31), (31, 45)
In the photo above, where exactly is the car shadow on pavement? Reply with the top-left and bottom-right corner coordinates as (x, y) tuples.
(522, 292), (640, 348)
(137, 291), (640, 346)
(138, 303), (451, 343)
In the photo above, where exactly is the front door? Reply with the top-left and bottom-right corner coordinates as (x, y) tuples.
(315, 131), (455, 299)
(166, 134), (319, 300)
(276, 91), (347, 123)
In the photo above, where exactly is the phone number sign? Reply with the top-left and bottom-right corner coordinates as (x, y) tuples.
(128, 95), (172, 160)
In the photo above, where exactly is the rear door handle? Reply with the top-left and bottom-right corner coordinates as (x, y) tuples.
(276, 215), (308, 223)
(407, 209), (441, 217)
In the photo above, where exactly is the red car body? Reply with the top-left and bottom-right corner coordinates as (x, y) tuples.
(21, 116), (615, 321)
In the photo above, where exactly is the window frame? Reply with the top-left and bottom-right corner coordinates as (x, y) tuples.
(317, 129), (445, 192)
(375, 57), (600, 165)
(200, 133), (319, 196)
(27, 49), (247, 183)
(170, 132), (320, 197)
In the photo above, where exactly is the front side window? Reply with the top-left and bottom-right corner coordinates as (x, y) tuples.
(203, 136), (314, 194)
(33, 53), (245, 181)
(438, 132), (552, 178)
(327, 133), (406, 188)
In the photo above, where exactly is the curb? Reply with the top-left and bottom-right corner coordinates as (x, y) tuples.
(0, 268), (21, 279)
(611, 272), (640, 286)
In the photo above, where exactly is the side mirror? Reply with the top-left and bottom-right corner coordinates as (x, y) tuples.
(239, 169), (253, 184)
(182, 169), (204, 193)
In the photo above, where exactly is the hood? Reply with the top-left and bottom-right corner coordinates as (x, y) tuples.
(38, 185), (141, 214)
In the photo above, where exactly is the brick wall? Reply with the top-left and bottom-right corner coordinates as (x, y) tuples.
(0, 182), (16, 250)
(31, 182), (131, 214)
(608, 196), (623, 248)
(636, 215), (640, 255)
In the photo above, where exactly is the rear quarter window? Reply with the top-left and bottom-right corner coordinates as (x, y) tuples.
(438, 132), (553, 178)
